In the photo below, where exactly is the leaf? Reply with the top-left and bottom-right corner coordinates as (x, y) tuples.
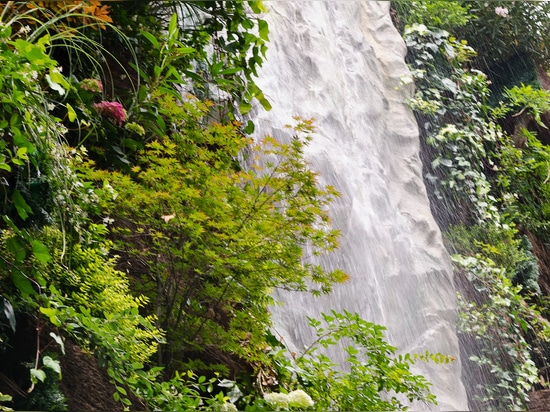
(258, 19), (269, 41)
(219, 67), (243, 75)
(140, 30), (160, 49)
(2, 298), (16, 332)
(31, 240), (51, 264)
(50, 332), (65, 355)
(239, 100), (252, 114)
(13, 38), (53, 68)
(43, 356), (61, 376)
(6, 236), (27, 264)
(441, 77), (457, 93)
(244, 120), (255, 134)
(12, 269), (36, 296)
(12, 189), (32, 220)
(45, 73), (66, 96)
(40, 307), (61, 327)
(258, 93), (272, 111)
(16, 146), (28, 160)
(66, 103), (77, 122)
(30, 368), (46, 383)
(168, 13), (179, 45)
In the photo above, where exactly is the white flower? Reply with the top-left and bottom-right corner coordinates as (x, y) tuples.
(288, 390), (314, 409)
(162, 213), (176, 223)
(219, 403), (238, 412)
(18, 25), (31, 35)
(495, 6), (509, 17)
(264, 392), (290, 410)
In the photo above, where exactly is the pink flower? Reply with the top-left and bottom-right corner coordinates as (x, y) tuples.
(93, 101), (127, 126)
(495, 6), (509, 17)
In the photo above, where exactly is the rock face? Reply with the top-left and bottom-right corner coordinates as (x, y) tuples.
(252, 2), (468, 410)
(528, 389), (550, 411)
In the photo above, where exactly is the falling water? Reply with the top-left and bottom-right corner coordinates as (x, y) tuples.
(251, 2), (469, 410)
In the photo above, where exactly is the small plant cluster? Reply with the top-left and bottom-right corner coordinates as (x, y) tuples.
(458, 1), (550, 67)
(253, 311), (446, 411)
(395, 1), (550, 410)
(403, 23), (500, 226)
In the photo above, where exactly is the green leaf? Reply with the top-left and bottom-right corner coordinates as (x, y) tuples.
(168, 13), (179, 46)
(131, 362), (143, 370)
(258, 19), (269, 41)
(12, 189), (32, 220)
(2, 298), (16, 332)
(239, 100), (252, 114)
(13, 38), (53, 68)
(211, 61), (224, 75)
(49, 332), (65, 355)
(219, 67), (243, 75)
(12, 269), (36, 296)
(6, 236), (27, 263)
(140, 30), (160, 50)
(244, 120), (255, 134)
(45, 73), (66, 96)
(40, 307), (61, 327)
(30, 368), (46, 383)
(43, 356), (61, 376)
(31, 240), (51, 264)
(16, 146), (28, 159)
(67, 103), (77, 122)
(257, 93), (272, 111)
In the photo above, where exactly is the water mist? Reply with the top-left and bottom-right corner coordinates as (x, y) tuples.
(251, 2), (469, 410)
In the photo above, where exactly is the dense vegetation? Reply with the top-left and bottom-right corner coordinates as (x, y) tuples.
(393, 1), (550, 410)
(4, 1), (550, 411)
(0, 2), (452, 411)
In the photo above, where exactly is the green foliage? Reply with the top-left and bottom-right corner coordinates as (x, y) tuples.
(112, 2), (270, 118)
(454, 254), (548, 410)
(132, 369), (239, 411)
(496, 128), (550, 242)
(392, 0), (471, 31)
(15, 365), (67, 412)
(496, 84), (550, 128)
(81, 106), (346, 375)
(404, 24), (500, 225)
(446, 223), (538, 292)
(167, 2), (271, 115)
(458, 1), (550, 66)
(398, 5), (550, 411)
(0, 392), (12, 412)
(0, 1), (465, 410)
(73, 11), (346, 383)
(514, 235), (541, 296)
(260, 311), (441, 411)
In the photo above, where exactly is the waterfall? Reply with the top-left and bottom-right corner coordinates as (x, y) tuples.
(251, 2), (469, 410)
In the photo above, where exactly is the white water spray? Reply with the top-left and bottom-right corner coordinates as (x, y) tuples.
(252, 2), (468, 410)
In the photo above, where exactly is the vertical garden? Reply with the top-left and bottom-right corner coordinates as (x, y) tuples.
(0, 1), (451, 411)
(3, 1), (550, 411)
(393, 1), (550, 410)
